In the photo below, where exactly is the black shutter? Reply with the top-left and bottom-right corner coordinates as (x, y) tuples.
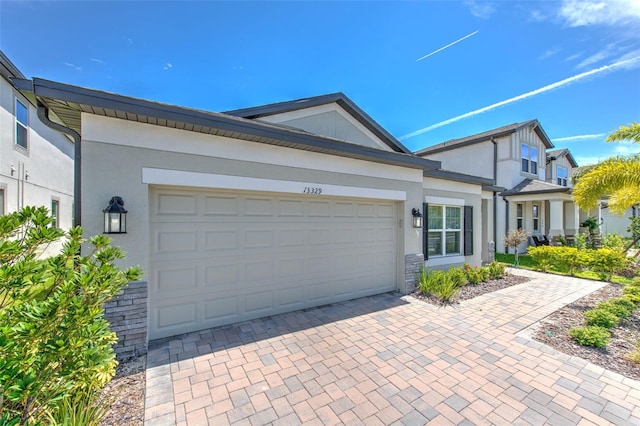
(423, 202), (428, 260)
(464, 205), (473, 256)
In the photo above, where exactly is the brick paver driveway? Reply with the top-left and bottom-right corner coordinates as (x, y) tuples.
(145, 269), (640, 425)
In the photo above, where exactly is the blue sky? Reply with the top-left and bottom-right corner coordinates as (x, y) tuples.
(1, 0), (639, 166)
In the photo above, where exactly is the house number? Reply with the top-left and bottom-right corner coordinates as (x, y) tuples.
(303, 187), (323, 195)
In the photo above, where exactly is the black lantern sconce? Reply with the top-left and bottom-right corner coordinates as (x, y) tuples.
(411, 208), (423, 228)
(103, 196), (127, 234)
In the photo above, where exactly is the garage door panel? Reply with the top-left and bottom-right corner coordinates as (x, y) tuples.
(149, 187), (398, 340)
(204, 196), (238, 216)
(154, 265), (198, 293)
(203, 296), (239, 322)
(204, 230), (238, 250)
(156, 193), (198, 216)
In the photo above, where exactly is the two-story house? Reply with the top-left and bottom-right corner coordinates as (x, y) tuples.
(416, 120), (580, 254)
(0, 51), (74, 248)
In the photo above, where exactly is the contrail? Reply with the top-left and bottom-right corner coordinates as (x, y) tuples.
(400, 56), (640, 140)
(552, 134), (606, 142)
(417, 30), (479, 62)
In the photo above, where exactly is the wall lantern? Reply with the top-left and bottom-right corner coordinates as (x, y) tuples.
(103, 196), (127, 234)
(411, 208), (423, 228)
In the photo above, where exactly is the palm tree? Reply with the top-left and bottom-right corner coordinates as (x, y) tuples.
(573, 122), (640, 215)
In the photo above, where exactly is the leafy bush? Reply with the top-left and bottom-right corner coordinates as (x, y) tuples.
(503, 229), (528, 266)
(584, 308), (620, 328)
(46, 390), (115, 426)
(623, 284), (640, 304)
(553, 247), (593, 276)
(574, 232), (588, 250)
(569, 326), (610, 347)
(487, 261), (505, 280)
(0, 207), (142, 424)
(527, 246), (557, 272)
(446, 267), (467, 288)
(589, 248), (630, 281)
(417, 268), (459, 303)
(596, 298), (636, 318)
(627, 344), (640, 366)
(463, 264), (484, 285)
(602, 233), (627, 252)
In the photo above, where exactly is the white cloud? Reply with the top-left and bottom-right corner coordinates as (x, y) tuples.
(464, 0), (495, 19)
(528, 9), (547, 22)
(416, 30), (479, 62)
(552, 134), (606, 143)
(400, 55), (640, 140)
(539, 48), (561, 60)
(163, 62), (173, 70)
(558, 0), (640, 27)
(90, 58), (103, 64)
(565, 52), (583, 62)
(64, 62), (82, 71)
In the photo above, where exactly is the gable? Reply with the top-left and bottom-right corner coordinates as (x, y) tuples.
(256, 103), (395, 151)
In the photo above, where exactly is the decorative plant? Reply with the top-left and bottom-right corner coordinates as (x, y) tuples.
(503, 229), (528, 266)
(0, 207), (142, 424)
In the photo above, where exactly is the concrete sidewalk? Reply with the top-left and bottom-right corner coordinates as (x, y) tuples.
(145, 269), (640, 425)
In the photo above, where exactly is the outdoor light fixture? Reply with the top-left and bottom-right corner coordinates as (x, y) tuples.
(103, 196), (127, 234)
(411, 208), (423, 228)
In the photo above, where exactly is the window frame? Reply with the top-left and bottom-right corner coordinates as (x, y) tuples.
(516, 203), (524, 230)
(521, 143), (538, 175)
(532, 204), (540, 232)
(51, 198), (60, 229)
(15, 98), (29, 150)
(557, 166), (568, 186)
(426, 204), (462, 258)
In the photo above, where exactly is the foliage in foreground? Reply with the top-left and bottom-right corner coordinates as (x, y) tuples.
(0, 207), (142, 425)
(417, 262), (505, 304)
(569, 326), (611, 348)
(526, 245), (631, 279)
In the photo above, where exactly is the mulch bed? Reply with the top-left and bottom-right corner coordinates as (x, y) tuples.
(99, 356), (146, 426)
(412, 272), (640, 381)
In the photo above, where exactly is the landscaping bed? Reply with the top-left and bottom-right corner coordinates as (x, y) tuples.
(99, 356), (146, 426)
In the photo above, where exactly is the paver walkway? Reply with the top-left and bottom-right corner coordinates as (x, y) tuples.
(145, 269), (640, 425)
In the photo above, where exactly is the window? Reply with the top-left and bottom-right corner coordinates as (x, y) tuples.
(51, 199), (59, 229)
(533, 204), (539, 232)
(557, 166), (568, 186)
(0, 189), (4, 216)
(427, 204), (461, 257)
(516, 203), (523, 230)
(521, 144), (538, 174)
(16, 99), (28, 149)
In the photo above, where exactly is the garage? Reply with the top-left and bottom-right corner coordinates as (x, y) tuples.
(149, 186), (398, 339)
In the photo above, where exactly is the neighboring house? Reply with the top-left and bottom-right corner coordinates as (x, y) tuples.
(0, 51), (74, 247)
(14, 77), (490, 342)
(416, 120), (580, 254)
(580, 202), (638, 238)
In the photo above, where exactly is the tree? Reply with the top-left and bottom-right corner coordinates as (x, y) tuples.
(503, 229), (528, 267)
(573, 122), (640, 215)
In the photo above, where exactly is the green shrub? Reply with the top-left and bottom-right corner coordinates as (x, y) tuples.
(627, 344), (640, 366)
(0, 207), (142, 424)
(487, 261), (505, 280)
(552, 247), (593, 276)
(584, 308), (620, 328)
(527, 246), (557, 272)
(574, 233), (588, 250)
(46, 390), (115, 426)
(589, 248), (630, 281)
(446, 267), (467, 287)
(569, 326), (610, 347)
(597, 298), (636, 318)
(417, 268), (459, 303)
(463, 265), (484, 285)
(602, 233), (627, 252)
(623, 284), (640, 304)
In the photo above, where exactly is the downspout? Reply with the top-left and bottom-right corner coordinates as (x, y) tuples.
(491, 137), (498, 244)
(503, 197), (509, 237)
(37, 104), (81, 227)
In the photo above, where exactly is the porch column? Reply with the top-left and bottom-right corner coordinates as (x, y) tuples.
(564, 202), (580, 236)
(549, 199), (565, 237)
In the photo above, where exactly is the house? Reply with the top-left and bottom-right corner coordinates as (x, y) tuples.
(12, 76), (491, 348)
(416, 120), (580, 254)
(0, 52), (74, 248)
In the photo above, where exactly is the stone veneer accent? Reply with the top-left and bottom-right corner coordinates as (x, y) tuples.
(104, 281), (148, 360)
(403, 253), (425, 294)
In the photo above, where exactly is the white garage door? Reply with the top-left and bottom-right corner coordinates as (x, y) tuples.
(149, 187), (398, 340)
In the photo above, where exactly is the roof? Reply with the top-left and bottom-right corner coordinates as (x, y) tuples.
(0, 50), (26, 82)
(415, 119), (554, 156)
(14, 78), (441, 172)
(501, 178), (571, 196)
(224, 92), (412, 154)
(547, 148), (579, 167)
(424, 169), (494, 186)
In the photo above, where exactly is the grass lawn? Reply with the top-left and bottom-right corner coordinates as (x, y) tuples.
(494, 252), (634, 284)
